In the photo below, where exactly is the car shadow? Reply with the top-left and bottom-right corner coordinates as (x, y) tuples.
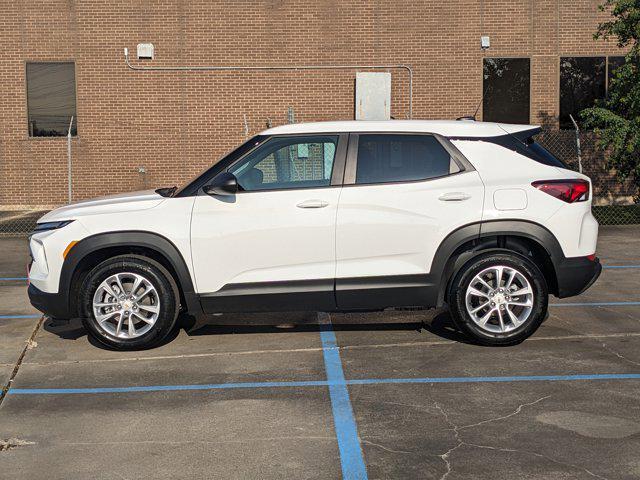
(42, 308), (474, 350)
(183, 309), (472, 344)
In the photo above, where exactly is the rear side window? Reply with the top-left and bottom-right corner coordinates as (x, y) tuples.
(480, 134), (567, 169)
(524, 138), (567, 168)
(355, 134), (459, 184)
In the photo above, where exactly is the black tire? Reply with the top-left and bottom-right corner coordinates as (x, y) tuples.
(80, 254), (180, 350)
(448, 251), (548, 346)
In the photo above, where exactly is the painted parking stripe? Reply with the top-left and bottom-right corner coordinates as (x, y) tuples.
(9, 373), (640, 396)
(347, 373), (640, 386)
(0, 277), (28, 281)
(603, 265), (640, 269)
(319, 315), (368, 480)
(0, 314), (41, 320)
(551, 301), (640, 307)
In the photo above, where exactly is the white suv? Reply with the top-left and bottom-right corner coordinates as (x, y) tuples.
(28, 120), (601, 349)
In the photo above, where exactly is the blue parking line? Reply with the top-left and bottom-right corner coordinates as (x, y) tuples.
(348, 373), (640, 386)
(320, 321), (368, 480)
(551, 301), (640, 307)
(9, 373), (640, 396)
(0, 314), (41, 319)
(0, 277), (27, 281)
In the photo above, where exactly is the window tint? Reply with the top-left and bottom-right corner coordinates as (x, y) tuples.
(355, 134), (457, 185)
(482, 133), (567, 169)
(560, 57), (606, 129)
(27, 62), (77, 137)
(229, 135), (338, 191)
(524, 138), (567, 168)
(483, 58), (530, 124)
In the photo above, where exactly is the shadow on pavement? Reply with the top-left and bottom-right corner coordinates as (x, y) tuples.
(41, 309), (473, 350)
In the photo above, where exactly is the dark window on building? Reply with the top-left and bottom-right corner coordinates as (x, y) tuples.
(27, 62), (77, 137)
(607, 56), (626, 84)
(355, 134), (459, 185)
(559, 57), (606, 129)
(482, 58), (531, 124)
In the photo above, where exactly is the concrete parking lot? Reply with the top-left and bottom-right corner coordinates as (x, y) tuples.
(1, 227), (640, 479)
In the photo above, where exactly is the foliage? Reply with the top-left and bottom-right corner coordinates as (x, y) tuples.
(581, 0), (640, 201)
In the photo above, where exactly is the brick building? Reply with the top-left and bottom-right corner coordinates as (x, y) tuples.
(0, 0), (627, 207)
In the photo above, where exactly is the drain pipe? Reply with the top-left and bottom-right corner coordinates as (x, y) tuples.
(123, 48), (413, 119)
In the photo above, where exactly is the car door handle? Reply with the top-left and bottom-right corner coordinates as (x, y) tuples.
(439, 192), (471, 202)
(297, 200), (329, 209)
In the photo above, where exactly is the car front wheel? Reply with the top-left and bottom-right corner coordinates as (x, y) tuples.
(80, 254), (180, 350)
(448, 252), (548, 346)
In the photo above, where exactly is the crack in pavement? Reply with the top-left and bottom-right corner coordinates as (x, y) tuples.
(0, 315), (44, 407)
(461, 441), (609, 480)
(432, 396), (608, 480)
(601, 342), (640, 367)
(456, 395), (551, 432)
(361, 439), (412, 455)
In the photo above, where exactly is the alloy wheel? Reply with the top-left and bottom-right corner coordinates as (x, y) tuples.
(464, 265), (534, 333)
(92, 272), (160, 339)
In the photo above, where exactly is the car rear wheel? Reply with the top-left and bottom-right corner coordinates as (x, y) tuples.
(81, 255), (180, 350)
(448, 252), (548, 346)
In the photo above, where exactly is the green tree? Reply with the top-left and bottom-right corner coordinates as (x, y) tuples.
(581, 0), (640, 200)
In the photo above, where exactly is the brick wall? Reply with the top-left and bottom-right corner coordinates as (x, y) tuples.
(0, 0), (626, 207)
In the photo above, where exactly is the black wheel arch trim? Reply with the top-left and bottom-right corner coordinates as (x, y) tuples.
(432, 219), (566, 306)
(60, 230), (200, 318)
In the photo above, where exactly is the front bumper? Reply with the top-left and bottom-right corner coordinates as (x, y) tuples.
(555, 255), (602, 298)
(28, 284), (72, 319)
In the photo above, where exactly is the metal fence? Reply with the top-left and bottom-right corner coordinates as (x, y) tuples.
(1, 128), (638, 237)
(537, 129), (639, 225)
(0, 210), (48, 237)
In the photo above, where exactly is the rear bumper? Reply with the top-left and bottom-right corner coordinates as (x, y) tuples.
(28, 284), (72, 319)
(555, 256), (602, 298)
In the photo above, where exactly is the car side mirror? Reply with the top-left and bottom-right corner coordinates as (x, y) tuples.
(203, 172), (239, 196)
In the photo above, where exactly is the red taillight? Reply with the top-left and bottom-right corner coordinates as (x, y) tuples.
(586, 254), (596, 262)
(532, 179), (590, 203)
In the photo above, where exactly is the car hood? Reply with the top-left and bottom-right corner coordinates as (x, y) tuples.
(38, 190), (166, 223)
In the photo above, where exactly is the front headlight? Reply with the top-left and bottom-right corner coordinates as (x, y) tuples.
(32, 220), (75, 233)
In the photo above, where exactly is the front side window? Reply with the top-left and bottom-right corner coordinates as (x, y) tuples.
(229, 135), (338, 191)
(482, 58), (531, 124)
(26, 62), (77, 137)
(355, 134), (459, 185)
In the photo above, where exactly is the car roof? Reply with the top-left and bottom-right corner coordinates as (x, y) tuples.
(260, 120), (540, 138)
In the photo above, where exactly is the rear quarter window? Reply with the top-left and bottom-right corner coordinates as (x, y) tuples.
(475, 134), (568, 169)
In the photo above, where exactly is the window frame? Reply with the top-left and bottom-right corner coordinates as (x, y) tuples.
(25, 60), (79, 138)
(196, 133), (349, 195)
(343, 132), (473, 187)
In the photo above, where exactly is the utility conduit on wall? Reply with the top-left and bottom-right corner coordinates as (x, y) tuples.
(123, 48), (413, 119)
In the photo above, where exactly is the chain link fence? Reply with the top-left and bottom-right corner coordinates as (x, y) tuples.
(537, 129), (639, 225)
(1, 128), (638, 237)
(0, 210), (49, 237)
